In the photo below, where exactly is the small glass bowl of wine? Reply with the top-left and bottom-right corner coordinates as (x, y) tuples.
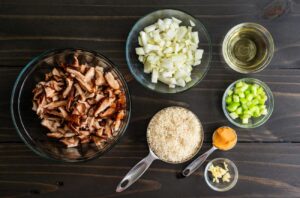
(222, 23), (274, 73)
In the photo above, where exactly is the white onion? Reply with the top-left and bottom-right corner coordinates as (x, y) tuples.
(136, 17), (204, 88)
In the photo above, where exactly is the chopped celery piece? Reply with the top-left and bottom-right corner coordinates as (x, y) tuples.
(246, 94), (254, 101)
(236, 107), (242, 115)
(242, 118), (249, 124)
(236, 81), (244, 88)
(261, 109), (268, 115)
(252, 98), (259, 105)
(229, 112), (239, 119)
(225, 96), (232, 104)
(240, 84), (249, 92)
(238, 92), (245, 98)
(233, 95), (240, 103)
(225, 80), (269, 123)
(240, 98), (247, 104)
(226, 103), (240, 112)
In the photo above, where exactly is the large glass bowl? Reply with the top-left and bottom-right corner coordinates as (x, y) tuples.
(222, 78), (274, 128)
(126, 9), (212, 93)
(11, 48), (131, 162)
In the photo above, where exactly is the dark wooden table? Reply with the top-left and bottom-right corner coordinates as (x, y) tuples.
(1, 0), (300, 197)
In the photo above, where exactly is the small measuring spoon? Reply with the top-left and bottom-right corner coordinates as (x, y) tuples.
(182, 126), (237, 177)
(116, 107), (204, 192)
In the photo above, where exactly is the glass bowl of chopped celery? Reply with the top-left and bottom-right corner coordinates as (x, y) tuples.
(126, 9), (212, 93)
(204, 158), (238, 192)
(222, 78), (274, 128)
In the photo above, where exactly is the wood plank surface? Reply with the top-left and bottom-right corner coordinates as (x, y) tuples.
(0, 143), (299, 198)
(0, 0), (299, 197)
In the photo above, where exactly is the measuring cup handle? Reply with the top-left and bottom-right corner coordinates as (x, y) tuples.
(116, 151), (157, 192)
(182, 146), (217, 177)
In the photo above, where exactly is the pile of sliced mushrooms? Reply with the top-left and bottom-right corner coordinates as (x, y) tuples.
(32, 56), (127, 148)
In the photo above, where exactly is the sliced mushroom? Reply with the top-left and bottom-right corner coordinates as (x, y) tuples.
(44, 87), (56, 98)
(47, 80), (63, 91)
(95, 66), (105, 86)
(74, 83), (86, 101)
(36, 96), (47, 116)
(60, 137), (79, 147)
(105, 72), (120, 89)
(87, 93), (105, 105)
(66, 68), (93, 92)
(63, 77), (74, 98)
(105, 122), (112, 138)
(72, 102), (87, 116)
(112, 119), (121, 134)
(85, 67), (95, 82)
(100, 105), (116, 118)
(94, 97), (115, 116)
(47, 132), (64, 139)
(41, 119), (60, 132)
(66, 87), (75, 111)
(64, 132), (76, 138)
(44, 100), (67, 110)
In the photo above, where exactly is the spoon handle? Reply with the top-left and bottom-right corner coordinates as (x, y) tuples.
(182, 146), (217, 177)
(116, 151), (157, 192)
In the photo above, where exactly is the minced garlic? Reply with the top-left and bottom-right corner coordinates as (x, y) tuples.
(208, 162), (231, 183)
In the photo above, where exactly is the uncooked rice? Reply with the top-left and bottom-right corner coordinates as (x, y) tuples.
(147, 106), (202, 163)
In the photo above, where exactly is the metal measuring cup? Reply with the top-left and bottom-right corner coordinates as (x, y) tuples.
(116, 107), (204, 192)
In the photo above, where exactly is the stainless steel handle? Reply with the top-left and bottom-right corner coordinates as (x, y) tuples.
(116, 150), (157, 192)
(182, 146), (217, 177)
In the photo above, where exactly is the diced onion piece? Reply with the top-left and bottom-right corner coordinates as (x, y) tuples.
(144, 44), (160, 53)
(172, 17), (182, 24)
(138, 55), (144, 63)
(135, 47), (145, 55)
(195, 49), (204, 60)
(151, 69), (159, 83)
(144, 24), (157, 33)
(190, 20), (196, 27)
(140, 31), (148, 46)
(176, 79), (186, 87)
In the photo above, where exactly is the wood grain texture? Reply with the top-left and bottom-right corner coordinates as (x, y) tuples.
(0, 143), (299, 198)
(0, 0), (298, 68)
(0, 0), (300, 197)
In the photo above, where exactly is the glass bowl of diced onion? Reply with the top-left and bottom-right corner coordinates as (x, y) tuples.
(126, 9), (212, 93)
(222, 78), (274, 128)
